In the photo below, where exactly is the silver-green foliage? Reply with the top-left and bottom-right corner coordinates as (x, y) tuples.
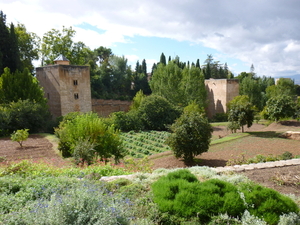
(1, 181), (134, 225)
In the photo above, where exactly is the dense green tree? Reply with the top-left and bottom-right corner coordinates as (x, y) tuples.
(0, 11), (22, 74)
(202, 54), (228, 79)
(167, 107), (212, 163)
(0, 11), (10, 75)
(196, 59), (200, 68)
(41, 26), (90, 65)
(150, 60), (184, 106)
(150, 60), (207, 108)
(227, 95), (255, 133)
(159, 52), (166, 65)
(8, 23), (21, 72)
(15, 23), (40, 73)
(261, 95), (296, 122)
(0, 99), (51, 136)
(138, 95), (181, 130)
(0, 67), (46, 104)
(181, 65), (207, 108)
(109, 55), (132, 99)
(132, 59), (151, 95)
(266, 78), (296, 100)
(239, 74), (274, 110)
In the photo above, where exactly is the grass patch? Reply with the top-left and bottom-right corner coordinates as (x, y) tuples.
(210, 121), (229, 126)
(211, 132), (250, 145)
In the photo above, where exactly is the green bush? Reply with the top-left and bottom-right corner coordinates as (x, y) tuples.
(241, 183), (299, 225)
(10, 129), (29, 148)
(152, 169), (245, 223)
(73, 138), (96, 165)
(211, 112), (228, 122)
(167, 110), (213, 163)
(111, 110), (144, 131)
(55, 112), (126, 163)
(138, 95), (181, 131)
(0, 99), (52, 136)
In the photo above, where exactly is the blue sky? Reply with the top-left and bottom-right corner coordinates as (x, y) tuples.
(2, 0), (300, 78)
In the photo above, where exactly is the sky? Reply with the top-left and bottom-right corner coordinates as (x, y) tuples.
(1, 0), (300, 79)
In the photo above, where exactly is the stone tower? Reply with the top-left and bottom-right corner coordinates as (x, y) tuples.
(205, 79), (239, 118)
(36, 55), (92, 119)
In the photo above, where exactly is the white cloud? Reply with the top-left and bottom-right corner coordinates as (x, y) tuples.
(2, 0), (300, 77)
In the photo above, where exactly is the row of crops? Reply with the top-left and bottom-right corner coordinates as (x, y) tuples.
(120, 130), (171, 158)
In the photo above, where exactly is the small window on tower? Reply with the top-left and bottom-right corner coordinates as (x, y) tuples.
(47, 93), (50, 99)
(74, 93), (79, 99)
(73, 80), (78, 85)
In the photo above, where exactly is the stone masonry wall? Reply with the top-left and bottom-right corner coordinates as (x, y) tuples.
(36, 65), (92, 119)
(92, 99), (131, 117)
(205, 79), (239, 118)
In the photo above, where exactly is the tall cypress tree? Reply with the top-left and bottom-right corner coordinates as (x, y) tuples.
(8, 23), (21, 72)
(159, 52), (166, 65)
(196, 59), (200, 69)
(0, 11), (10, 75)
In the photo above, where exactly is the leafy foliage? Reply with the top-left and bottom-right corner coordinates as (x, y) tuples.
(167, 108), (212, 163)
(262, 95), (296, 121)
(239, 75), (274, 110)
(55, 112), (125, 164)
(150, 61), (207, 107)
(138, 95), (181, 131)
(111, 110), (144, 132)
(0, 67), (46, 104)
(0, 99), (52, 136)
(266, 78), (296, 99)
(227, 95), (255, 133)
(10, 129), (29, 148)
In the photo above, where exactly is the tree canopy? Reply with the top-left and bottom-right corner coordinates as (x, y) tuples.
(150, 59), (207, 108)
(227, 95), (255, 133)
(167, 105), (212, 163)
(0, 67), (46, 104)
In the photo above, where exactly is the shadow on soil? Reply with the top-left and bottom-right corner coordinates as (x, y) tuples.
(247, 131), (280, 138)
(189, 158), (227, 167)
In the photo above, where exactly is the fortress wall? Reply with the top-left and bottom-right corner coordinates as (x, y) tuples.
(92, 99), (132, 117)
(205, 79), (239, 118)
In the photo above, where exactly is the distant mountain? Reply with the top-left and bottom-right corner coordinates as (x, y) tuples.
(274, 74), (300, 85)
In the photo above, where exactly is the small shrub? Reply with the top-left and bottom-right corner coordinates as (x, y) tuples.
(73, 138), (96, 165)
(280, 151), (293, 160)
(152, 169), (245, 223)
(241, 183), (299, 225)
(55, 112), (125, 164)
(10, 129), (29, 148)
(212, 113), (228, 122)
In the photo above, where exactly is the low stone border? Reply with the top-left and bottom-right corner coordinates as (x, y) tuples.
(99, 159), (300, 182)
(214, 158), (300, 173)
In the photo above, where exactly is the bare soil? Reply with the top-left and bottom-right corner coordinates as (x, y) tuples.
(1, 121), (300, 196)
